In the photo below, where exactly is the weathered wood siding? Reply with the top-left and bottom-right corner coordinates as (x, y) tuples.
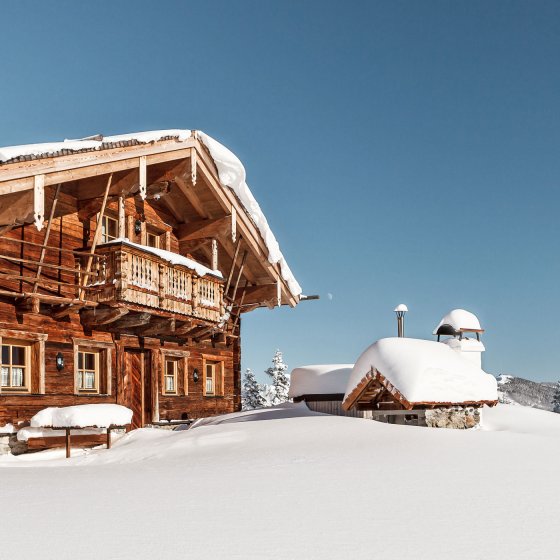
(305, 400), (373, 419)
(0, 189), (241, 427)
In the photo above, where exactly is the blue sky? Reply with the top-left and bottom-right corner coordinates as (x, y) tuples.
(1, 1), (559, 381)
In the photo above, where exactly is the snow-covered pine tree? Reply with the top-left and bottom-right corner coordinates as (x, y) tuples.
(265, 349), (290, 405)
(241, 368), (266, 410)
(552, 380), (560, 413)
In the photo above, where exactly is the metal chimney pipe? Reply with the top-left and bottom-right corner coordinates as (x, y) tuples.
(394, 304), (408, 338)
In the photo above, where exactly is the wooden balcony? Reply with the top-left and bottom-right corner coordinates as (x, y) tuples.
(82, 241), (225, 324)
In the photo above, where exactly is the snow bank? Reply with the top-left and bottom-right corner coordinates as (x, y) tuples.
(103, 238), (222, 278)
(0, 129), (301, 298)
(288, 364), (354, 398)
(30, 404), (133, 428)
(345, 337), (498, 404)
(433, 308), (482, 334)
(189, 401), (318, 429)
(1, 404), (560, 560)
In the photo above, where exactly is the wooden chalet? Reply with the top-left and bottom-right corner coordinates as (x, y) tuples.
(0, 130), (301, 430)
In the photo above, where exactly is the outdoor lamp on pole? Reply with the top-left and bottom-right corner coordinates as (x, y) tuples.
(394, 304), (408, 338)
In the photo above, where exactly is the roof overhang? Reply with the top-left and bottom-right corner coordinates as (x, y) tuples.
(0, 132), (300, 308)
(342, 367), (498, 411)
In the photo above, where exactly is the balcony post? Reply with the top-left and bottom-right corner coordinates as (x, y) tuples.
(115, 248), (128, 301)
(158, 263), (166, 307)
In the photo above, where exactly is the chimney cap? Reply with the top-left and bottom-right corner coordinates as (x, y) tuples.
(394, 304), (408, 313)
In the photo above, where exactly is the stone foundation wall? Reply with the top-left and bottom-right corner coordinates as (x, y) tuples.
(425, 407), (480, 429)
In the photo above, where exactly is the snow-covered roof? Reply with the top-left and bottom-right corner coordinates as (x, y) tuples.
(288, 364), (354, 398)
(433, 309), (483, 335)
(343, 337), (498, 408)
(0, 129), (302, 298)
(441, 337), (485, 353)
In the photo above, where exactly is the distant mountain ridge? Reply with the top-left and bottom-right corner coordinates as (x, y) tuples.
(497, 375), (558, 412)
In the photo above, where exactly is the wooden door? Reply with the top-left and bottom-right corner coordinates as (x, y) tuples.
(119, 349), (151, 429)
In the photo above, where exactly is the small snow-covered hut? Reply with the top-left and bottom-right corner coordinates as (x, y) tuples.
(342, 337), (498, 427)
(288, 364), (371, 418)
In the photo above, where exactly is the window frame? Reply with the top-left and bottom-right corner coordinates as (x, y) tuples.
(159, 350), (189, 397)
(163, 358), (178, 395)
(77, 349), (100, 393)
(146, 232), (160, 249)
(72, 339), (113, 396)
(202, 355), (225, 397)
(0, 330), (47, 395)
(0, 340), (31, 393)
(101, 215), (118, 244)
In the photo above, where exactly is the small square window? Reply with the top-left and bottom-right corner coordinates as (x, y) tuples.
(101, 216), (118, 244)
(0, 341), (29, 391)
(77, 350), (99, 393)
(163, 359), (178, 395)
(146, 232), (160, 249)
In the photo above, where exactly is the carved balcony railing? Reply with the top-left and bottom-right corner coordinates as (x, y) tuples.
(80, 242), (224, 323)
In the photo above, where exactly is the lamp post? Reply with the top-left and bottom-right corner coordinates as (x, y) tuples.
(394, 304), (408, 338)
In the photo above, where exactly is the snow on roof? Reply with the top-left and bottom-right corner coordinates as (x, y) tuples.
(104, 238), (222, 278)
(433, 309), (482, 335)
(30, 404), (133, 428)
(0, 129), (302, 298)
(441, 337), (485, 352)
(344, 337), (498, 406)
(288, 364), (354, 398)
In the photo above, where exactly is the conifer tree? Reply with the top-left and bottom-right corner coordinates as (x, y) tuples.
(265, 349), (290, 405)
(552, 380), (560, 414)
(241, 368), (266, 410)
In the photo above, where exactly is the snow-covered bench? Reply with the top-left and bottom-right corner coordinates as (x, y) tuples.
(27, 404), (133, 458)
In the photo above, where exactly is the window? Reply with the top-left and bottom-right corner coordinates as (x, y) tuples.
(203, 357), (224, 397)
(73, 339), (112, 396)
(163, 359), (178, 395)
(101, 215), (118, 244)
(77, 350), (99, 393)
(146, 232), (160, 249)
(1, 341), (30, 391)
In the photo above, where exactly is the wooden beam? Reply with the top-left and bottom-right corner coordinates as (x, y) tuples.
(176, 216), (232, 242)
(33, 174), (45, 231)
(233, 283), (278, 306)
(174, 174), (207, 218)
(81, 306), (129, 327)
(139, 156), (147, 199)
(111, 312), (152, 329)
(118, 195), (126, 238)
(32, 183), (61, 294)
(230, 250), (248, 302)
(138, 317), (176, 337)
(79, 173), (112, 299)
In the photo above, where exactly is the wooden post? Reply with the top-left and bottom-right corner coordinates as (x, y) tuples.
(211, 238), (218, 271)
(31, 183), (61, 295)
(33, 175), (45, 231)
(225, 238), (242, 295)
(79, 173), (113, 299)
(65, 428), (71, 459)
(118, 196), (126, 238)
(230, 250), (248, 303)
(107, 427), (112, 449)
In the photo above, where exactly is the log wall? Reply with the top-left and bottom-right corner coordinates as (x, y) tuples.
(0, 187), (240, 427)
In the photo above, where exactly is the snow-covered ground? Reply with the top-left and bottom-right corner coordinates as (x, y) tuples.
(1, 403), (559, 559)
